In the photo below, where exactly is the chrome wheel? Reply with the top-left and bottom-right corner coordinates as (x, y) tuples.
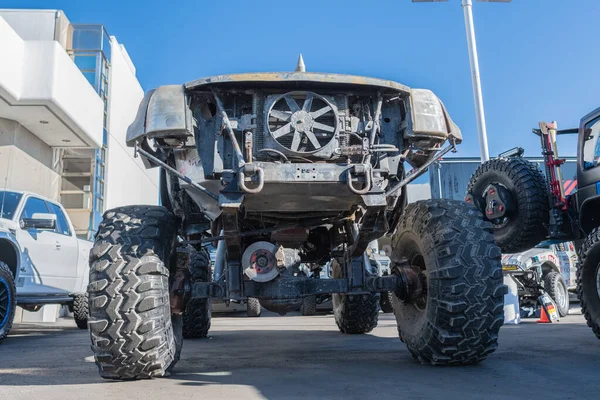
(556, 278), (568, 311)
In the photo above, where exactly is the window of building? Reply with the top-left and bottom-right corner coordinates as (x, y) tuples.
(583, 115), (600, 170)
(71, 25), (103, 51)
(60, 149), (94, 211)
(71, 25), (111, 63)
(74, 54), (98, 70)
(68, 24), (112, 239)
(20, 197), (49, 220)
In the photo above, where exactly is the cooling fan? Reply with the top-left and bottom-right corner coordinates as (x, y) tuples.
(267, 91), (338, 153)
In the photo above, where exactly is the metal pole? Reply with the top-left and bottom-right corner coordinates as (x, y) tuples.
(461, 0), (490, 162)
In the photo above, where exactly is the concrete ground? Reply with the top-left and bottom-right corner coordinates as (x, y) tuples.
(1, 308), (599, 400)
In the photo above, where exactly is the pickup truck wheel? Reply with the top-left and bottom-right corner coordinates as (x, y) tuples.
(391, 200), (505, 365)
(544, 271), (569, 317)
(379, 291), (394, 314)
(466, 157), (549, 253)
(88, 206), (179, 379)
(300, 295), (317, 316)
(332, 260), (379, 334)
(73, 293), (89, 329)
(0, 261), (16, 344)
(247, 298), (262, 317)
(182, 247), (212, 339)
(577, 228), (600, 339)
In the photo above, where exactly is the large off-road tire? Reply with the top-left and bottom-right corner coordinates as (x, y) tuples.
(300, 295), (317, 316)
(577, 228), (600, 339)
(544, 271), (569, 317)
(391, 199), (505, 365)
(332, 259), (379, 334)
(182, 248), (212, 339)
(0, 261), (16, 344)
(73, 293), (89, 330)
(379, 291), (394, 314)
(466, 157), (549, 253)
(88, 205), (180, 379)
(247, 297), (262, 317)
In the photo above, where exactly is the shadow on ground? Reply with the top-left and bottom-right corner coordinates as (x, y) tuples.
(1, 313), (599, 400)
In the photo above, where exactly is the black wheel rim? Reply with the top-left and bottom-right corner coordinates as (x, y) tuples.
(482, 183), (514, 228)
(0, 277), (11, 329)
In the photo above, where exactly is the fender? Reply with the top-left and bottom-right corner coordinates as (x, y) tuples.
(0, 230), (22, 281)
(125, 85), (191, 148)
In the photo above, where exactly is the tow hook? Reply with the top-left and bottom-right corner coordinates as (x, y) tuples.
(238, 164), (265, 194)
(347, 164), (372, 195)
(170, 247), (191, 314)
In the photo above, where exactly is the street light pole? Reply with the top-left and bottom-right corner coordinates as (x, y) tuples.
(461, 0), (489, 162)
(412, 0), (510, 162)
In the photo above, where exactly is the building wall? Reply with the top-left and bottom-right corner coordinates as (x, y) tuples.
(0, 14), (104, 149)
(406, 183), (431, 204)
(0, 16), (24, 101)
(0, 9), (70, 48)
(0, 117), (59, 200)
(104, 36), (159, 209)
(0, 9), (59, 41)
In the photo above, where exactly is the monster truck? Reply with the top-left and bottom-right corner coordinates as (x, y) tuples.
(87, 64), (505, 379)
(502, 241), (578, 317)
(466, 110), (600, 338)
(0, 190), (91, 343)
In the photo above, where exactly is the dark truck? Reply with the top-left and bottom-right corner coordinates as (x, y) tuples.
(466, 109), (600, 338)
(86, 66), (505, 379)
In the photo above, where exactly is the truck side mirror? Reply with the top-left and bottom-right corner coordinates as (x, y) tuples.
(21, 213), (57, 230)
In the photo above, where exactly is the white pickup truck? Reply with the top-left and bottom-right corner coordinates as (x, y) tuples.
(0, 190), (91, 343)
(502, 242), (578, 318)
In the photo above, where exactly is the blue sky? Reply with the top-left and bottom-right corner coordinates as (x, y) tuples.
(4, 0), (599, 157)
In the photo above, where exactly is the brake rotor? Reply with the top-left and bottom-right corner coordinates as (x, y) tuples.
(242, 241), (280, 282)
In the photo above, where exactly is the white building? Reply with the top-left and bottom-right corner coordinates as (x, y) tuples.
(0, 9), (158, 240)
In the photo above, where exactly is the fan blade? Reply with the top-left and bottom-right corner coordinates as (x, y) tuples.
(310, 105), (331, 119)
(305, 129), (321, 149)
(302, 93), (313, 112)
(271, 110), (292, 121)
(312, 122), (335, 133)
(291, 131), (302, 151)
(284, 95), (301, 112)
(272, 123), (292, 138)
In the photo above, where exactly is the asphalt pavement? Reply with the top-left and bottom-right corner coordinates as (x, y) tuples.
(1, 308), (598, 400)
